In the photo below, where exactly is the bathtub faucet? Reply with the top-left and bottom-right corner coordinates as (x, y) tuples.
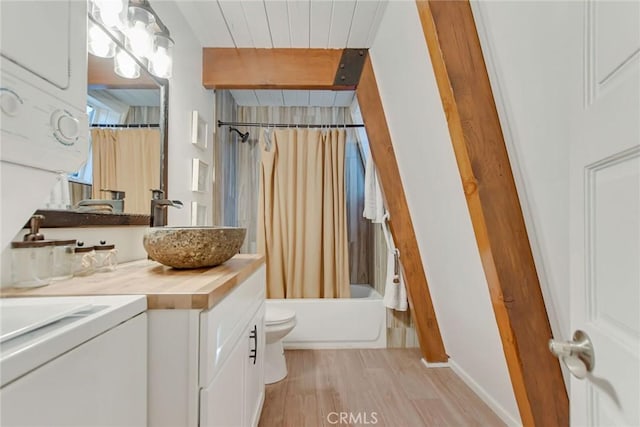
(150, 189), (183, 227)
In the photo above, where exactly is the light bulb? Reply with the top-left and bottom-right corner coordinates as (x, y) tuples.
(88, 22), (115, 58)
(94, 0), (125, 29)
(150, 47), (172, 78)
(114, 48), (140, 79)
(95, 0), (123, 15)
(126, 21), (153, 58)
(149, 34), (174, 79)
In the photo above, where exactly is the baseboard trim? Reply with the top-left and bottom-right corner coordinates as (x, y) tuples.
(448, 359), (522, 427)
(420, 358), (449, 368)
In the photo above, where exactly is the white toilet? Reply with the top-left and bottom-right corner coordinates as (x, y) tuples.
(264, 305), (296, 384)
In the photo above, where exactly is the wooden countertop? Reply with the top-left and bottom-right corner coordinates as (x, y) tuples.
(0, 254), (264, 310)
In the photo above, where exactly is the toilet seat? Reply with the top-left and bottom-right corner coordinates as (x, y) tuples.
(265, 307), (295, 326)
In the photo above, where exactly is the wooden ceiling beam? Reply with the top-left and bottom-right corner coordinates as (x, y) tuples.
(202, 48), (359, 90)
(415, 1), (568, 425)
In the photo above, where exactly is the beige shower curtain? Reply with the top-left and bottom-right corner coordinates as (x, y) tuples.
(258, 128), (351, 299)
(91, 128), (161, 214)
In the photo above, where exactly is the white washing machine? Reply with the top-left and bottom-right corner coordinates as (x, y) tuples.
(0, 295), (148, 426)
(0, 0), (89, 249)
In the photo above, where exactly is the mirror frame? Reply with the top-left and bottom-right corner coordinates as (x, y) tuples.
(36, 15), (169, 228)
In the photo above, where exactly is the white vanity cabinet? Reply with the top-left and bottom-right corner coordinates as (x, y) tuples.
(148, 265), (266, 427)
(200, 309), (265, 427)
(199, 268), (266, 427)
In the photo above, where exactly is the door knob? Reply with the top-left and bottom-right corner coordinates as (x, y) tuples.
(549, 330), (595, 379)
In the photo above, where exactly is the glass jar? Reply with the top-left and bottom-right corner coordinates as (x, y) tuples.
(94, 242), (117, 273)
(11, 241), (55, 287)
(51, 239), (77, 281)
(73, 245), (96, 277)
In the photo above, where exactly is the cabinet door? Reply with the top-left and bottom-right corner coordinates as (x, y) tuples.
(244, 303), (265, 427)
(200, 334), (247, 427)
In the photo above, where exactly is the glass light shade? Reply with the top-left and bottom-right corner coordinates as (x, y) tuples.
(114, 47), (140, 79)
(149, 34), (174, 79)
(125, 6), (155, 58)
(93, 0), (126, 29)
(88, 21), (116, 58)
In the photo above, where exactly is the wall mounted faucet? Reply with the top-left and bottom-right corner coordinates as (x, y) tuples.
(150, 189), (183, 227)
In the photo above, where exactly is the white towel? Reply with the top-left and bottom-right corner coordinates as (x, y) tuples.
(383, 248), (408, 311)
(363, 152), (385, 223)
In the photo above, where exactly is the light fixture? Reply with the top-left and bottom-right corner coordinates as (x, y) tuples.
(114, 47), (140, 79)
(93, 0), (126, 29)
(148, 32), (174, 79)
(125, 4), (155, 58)
(88, 0), (174, 80)
(88, 20), (116, 58)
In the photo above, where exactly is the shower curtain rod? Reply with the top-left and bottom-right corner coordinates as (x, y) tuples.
(217, 120), (365, 129)
(90, 123), (160, 128)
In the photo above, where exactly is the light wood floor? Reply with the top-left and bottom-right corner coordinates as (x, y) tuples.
(258, 349), (505, 427)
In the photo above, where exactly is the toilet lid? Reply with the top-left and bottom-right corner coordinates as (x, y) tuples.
(265, 307), (295, 326)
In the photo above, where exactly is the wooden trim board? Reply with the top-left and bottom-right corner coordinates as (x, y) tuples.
(415, 1), (568, 425)
(202, 48), (448, 362)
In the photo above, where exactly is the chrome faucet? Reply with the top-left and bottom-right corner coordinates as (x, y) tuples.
(150, 189), (183, 227)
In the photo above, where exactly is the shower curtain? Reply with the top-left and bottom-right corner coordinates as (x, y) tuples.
(258, 128), (351, 299)
(91, 128), (161, 214)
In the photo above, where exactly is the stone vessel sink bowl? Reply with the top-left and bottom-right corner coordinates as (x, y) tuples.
(143, 226), (246, 269)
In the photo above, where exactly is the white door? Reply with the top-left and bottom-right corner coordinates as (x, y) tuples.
(568, 1), (640, 425)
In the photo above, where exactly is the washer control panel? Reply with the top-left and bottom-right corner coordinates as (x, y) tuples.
(0, 71), (88, 173)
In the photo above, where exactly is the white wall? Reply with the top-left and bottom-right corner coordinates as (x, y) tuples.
(369, 2), (520, 425)
(152, 1), (215, 227)
(1, 226), (148, 285)
(471, 0), (582, 388)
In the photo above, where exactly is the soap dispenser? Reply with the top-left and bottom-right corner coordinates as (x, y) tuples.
(11, 215), (77, 286)
(11, 215), (53, 287)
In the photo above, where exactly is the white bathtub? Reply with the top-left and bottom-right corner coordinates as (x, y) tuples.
(268, 284), (387, 349)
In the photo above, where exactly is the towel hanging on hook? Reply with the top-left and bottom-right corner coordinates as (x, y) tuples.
(380, 212), (401, 283)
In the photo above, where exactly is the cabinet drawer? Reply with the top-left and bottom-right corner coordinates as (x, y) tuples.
(199, 265), (265, 386)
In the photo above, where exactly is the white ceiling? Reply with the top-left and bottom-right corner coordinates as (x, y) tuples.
(176, 0), (388, 49)
(230, 89), (355, 107)
(176, 0), (387, 107)
(88, 89), (160, 107)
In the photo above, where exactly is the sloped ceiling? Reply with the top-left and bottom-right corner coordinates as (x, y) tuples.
(175, 0), (387, 106)
(88, 89), (160, 107)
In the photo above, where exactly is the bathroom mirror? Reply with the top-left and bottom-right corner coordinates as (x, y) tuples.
(36, 20), (169, 227)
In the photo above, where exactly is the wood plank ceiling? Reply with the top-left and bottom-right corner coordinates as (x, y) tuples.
(176, 0), (387, 106)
